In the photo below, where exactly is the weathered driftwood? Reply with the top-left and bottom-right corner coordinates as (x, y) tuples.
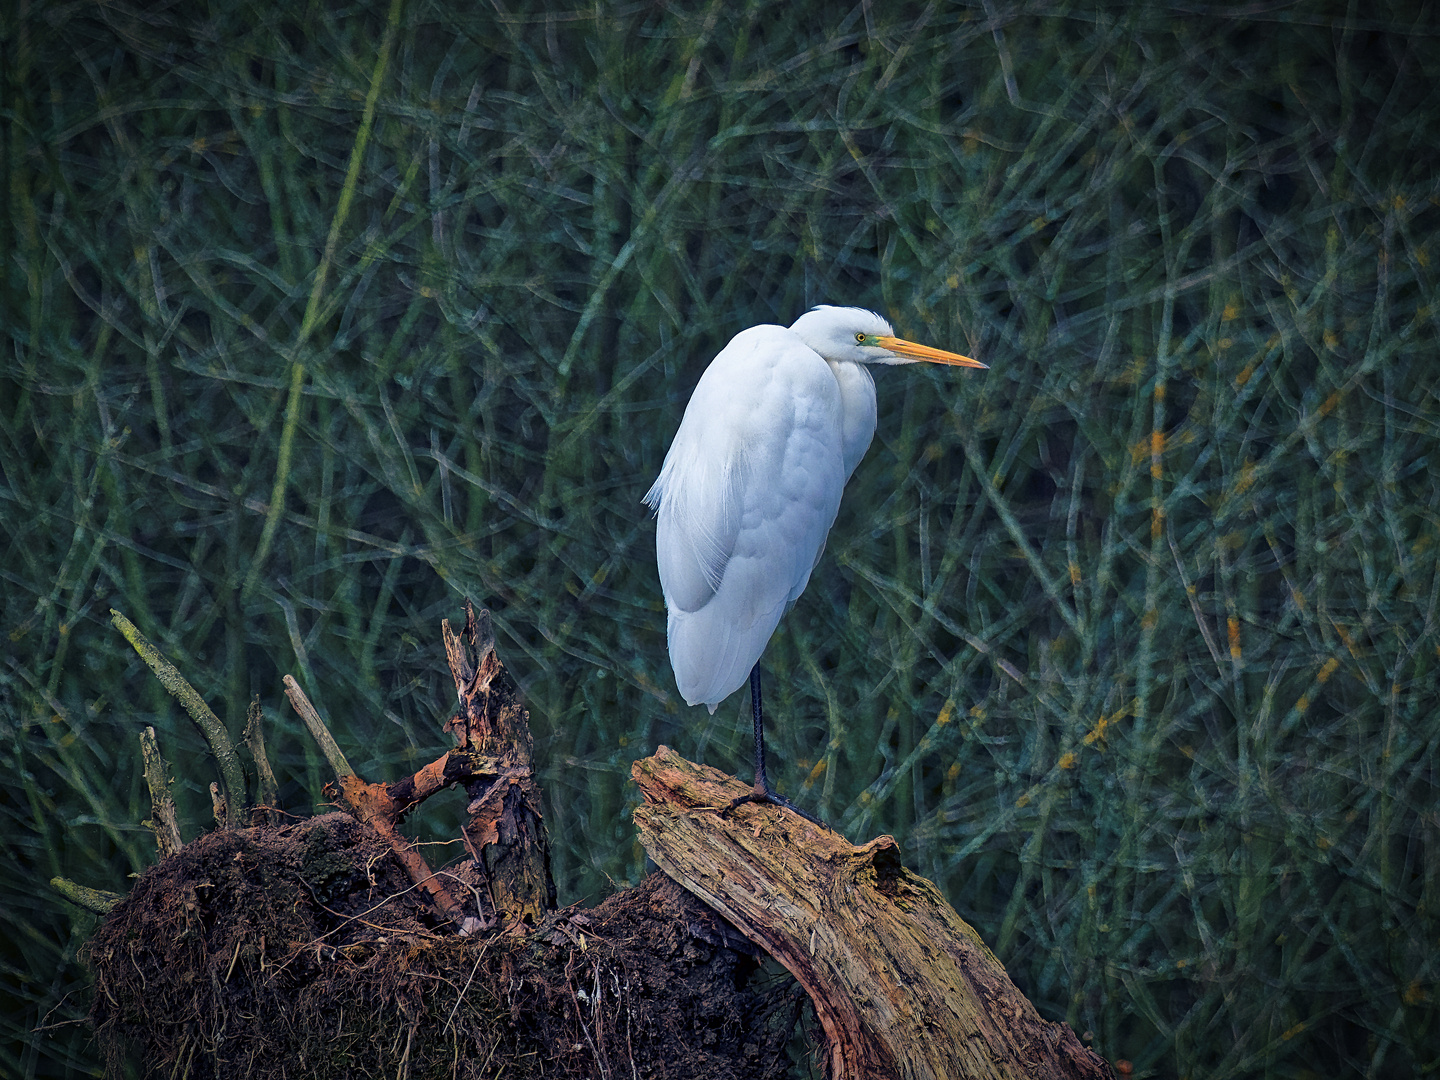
(633, 746), (1111, 1080)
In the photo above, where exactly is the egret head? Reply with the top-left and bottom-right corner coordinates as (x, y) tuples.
(789, 305), (985, 368)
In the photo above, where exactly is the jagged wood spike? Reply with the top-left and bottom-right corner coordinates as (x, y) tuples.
(139, 725), (183, 856)
(244, 696), (281, 821)
(282, 674), (354, 778)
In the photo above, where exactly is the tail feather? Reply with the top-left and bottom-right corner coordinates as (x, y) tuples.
(668, 604), (784, 711)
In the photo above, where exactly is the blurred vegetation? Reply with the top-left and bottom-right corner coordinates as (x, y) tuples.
(3, 1), (1438, 1076)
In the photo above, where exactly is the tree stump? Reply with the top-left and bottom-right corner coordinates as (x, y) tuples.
(302, 599), (555, 931)
(633, 747), (1111, 1080)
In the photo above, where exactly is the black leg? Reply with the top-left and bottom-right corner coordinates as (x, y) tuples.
(749, 663), (768, 796)
(722, 664), (827, 829)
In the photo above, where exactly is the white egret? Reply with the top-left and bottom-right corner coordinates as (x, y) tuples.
(645, 305), (986, 820)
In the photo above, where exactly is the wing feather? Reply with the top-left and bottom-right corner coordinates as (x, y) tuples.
(646, 325), (848, 709)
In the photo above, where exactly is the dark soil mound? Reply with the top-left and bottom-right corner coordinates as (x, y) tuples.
(87, 814), (809, 1079)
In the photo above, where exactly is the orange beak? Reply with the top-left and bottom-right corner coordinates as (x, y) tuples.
(878, 335), (987, 369)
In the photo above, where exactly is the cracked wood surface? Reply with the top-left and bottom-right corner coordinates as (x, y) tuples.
(632, 746), (1110, 1080)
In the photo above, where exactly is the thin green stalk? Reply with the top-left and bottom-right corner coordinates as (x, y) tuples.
(242, 0), (405, 602)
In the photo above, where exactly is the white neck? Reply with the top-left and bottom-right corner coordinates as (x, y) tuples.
(826, 360), (878, 480)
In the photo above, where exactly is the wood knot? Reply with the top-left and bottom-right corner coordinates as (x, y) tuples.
(861, 836), (904, 895)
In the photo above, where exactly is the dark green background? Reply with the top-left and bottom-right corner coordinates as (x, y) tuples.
(3, 1), (1437, 1076)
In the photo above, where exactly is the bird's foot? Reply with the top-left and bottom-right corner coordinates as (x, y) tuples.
(721, 784), (829, 830)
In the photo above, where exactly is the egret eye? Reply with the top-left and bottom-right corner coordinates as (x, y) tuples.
(855, 332), (866, 343)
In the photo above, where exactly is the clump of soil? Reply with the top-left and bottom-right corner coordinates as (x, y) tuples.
(87, 814), (811, 1079)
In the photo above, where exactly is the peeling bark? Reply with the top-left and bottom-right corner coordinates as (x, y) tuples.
(633, 746), (1111, 1080)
